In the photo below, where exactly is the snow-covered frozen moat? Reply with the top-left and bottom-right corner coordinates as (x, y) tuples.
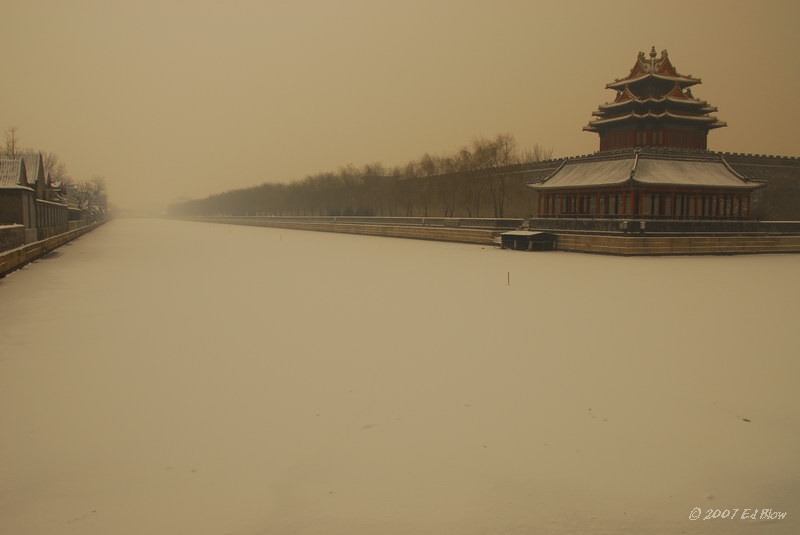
(1, 218), (798, 534)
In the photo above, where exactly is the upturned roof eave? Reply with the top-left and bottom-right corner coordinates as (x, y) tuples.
(586, 112), (725, 128)
(606, 73), (701, 90)
(598, 96), (710, 111)
(527, 179), (632, 191)
(629, 177), (764, 190)
(0, 184), (35, 192)
(528, 177), (764, 191)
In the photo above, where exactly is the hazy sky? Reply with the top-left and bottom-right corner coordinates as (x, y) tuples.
(3, 0), (799, 211)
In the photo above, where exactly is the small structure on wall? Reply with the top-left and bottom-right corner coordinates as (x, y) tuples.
(0, 151), (70, 244)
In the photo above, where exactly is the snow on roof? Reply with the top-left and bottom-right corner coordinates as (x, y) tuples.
(599, 95), (708, 111)
(0, 158), (29, 189)
(501, 230), (547, 237)
(587, 111), (724, 128)
(607, 48), (701, 90)
(530, 158), (634, 189)
(607, 73), (701, 90)
(529, 152), (764, 190)
(634, 158), (760, 188)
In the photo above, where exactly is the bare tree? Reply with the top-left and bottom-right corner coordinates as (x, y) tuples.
(435, 175), (458, 217)
(74, 176), (109, 220)
(417, 153), (439, 177)
(494, 133), (519, 167)
(482, 134), (520, 218)
(43, 152), (71, 184)
(521, 143), (554, 163)
(5, 126), (19, 157)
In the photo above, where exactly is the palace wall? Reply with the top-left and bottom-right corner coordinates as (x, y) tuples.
(720, 153), (800, 220)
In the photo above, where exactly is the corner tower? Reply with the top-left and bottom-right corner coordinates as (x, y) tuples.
(584, 47), (726, 151)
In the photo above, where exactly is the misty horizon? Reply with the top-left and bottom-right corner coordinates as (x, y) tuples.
(3, 1), (799, 212)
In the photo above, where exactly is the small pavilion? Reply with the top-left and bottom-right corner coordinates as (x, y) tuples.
(529, 48), (763, 220)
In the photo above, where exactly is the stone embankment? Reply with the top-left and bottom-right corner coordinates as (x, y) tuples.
(0, 222), (104, 277)
(176, 215), (800, 256)
(555, 233), (800, 255)
(178, 216), (518, 245)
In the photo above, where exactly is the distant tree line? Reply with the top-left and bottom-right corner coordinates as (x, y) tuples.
(169, 134), (554, 219)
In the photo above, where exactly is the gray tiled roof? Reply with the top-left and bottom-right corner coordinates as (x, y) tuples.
(529, 150), (763, 190)
(0, 159), (29, 189)
(0, 152), (44, 188)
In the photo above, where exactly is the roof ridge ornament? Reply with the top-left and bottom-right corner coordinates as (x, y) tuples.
(588, 48), (725, 149)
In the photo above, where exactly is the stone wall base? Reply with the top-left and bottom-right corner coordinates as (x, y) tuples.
(555, 234), (800, 255)
(0, 222), (103, 277)
(182, 217), (498, 245)
(178, 217), (800, 256)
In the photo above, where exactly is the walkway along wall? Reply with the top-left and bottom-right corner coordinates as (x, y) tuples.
(0, 221), (104, 278)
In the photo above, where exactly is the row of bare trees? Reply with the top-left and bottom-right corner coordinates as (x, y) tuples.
(170, 134), (553, 219)
(72, 177), (109, 220)
(6, 127), (71, 185)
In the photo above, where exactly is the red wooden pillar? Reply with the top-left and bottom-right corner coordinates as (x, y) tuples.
(594, 191), (599, 218)
(670, 192), (676, 219)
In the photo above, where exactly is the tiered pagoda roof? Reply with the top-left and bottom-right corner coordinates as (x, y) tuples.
(585, 48), (726, 150)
